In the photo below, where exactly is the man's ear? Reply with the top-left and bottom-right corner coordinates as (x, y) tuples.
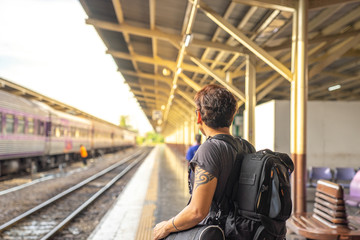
(197, 111), (202, 124)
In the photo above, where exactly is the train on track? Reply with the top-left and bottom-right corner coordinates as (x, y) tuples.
(0, 89), (136, 176)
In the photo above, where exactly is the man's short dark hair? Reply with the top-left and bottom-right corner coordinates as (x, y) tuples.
(195, 134), (201, 144)
(194, 84), (237, 129)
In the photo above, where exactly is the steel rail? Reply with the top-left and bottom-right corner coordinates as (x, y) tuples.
(41, 150), (149, 240)
(0, 149), (144, 232)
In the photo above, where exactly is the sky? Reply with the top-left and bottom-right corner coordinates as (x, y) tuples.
(0, 0), (153, 135)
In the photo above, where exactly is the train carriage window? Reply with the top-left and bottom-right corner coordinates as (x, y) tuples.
(70, 127), (75, 137)
(28, 118), (34, 134)
(75, 129), (80, 138)
(55, 126), (61, 137)
(17, 116), (25, 134)
(5, 114), (14, 134)
(59, 126), (64, 137)
(38, 120), (45, 136)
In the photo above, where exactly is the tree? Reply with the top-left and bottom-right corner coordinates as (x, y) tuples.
(119, 115), (128, 128)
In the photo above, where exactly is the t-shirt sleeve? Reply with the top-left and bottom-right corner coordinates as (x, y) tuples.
(190, 141), (221, 179)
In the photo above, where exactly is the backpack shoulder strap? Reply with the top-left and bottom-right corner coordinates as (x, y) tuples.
(211, 134), (239, 152)
(236, 137), (256, 154)
(211, 134), (256, 154)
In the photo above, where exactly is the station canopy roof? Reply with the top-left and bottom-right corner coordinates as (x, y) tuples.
(80, 0), (360, 134)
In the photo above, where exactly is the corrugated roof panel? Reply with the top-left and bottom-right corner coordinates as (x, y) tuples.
(130, 35), (153, 57)
(312, 2), (360, 33)
(82, 0), (118, 23)
(192, 11), (219, 41)
(120, 0), (150, 27)
(156, 39), (178, 62)
(114, 58), (135, 71)
(137, 62), (154, 74)
(155, 0), (188, 33)
(100, 29), (129, 53)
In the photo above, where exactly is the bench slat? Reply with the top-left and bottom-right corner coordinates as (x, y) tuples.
(314, 203), (347, 218)
(317, 180), (344, 198)
(316, 192), (345, 205)
(314, 209), (348, 224)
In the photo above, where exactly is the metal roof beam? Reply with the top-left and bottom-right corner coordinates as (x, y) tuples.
(309, 74), (360, 96)
(233, 0), (357, 10)
(178, 73), (201, 92)
(127, 82), (170, 93)
(177, 90), (197, 107)
(322, 5), (360, 35)
(136, 95), (168, 104)
(86, 18), (245, 55)
(232, 0), (296, 12)
(174, 99), (193, 115)
(119, 69), (172, 86)
(163, 0), (199, 123)
(132, 90), (169, 99)
(309, 0), (360, 10)
(309, 34), (360, 79)
(189, 55), (246, 102)
(308, 5), (343, 32)
(111, 0), (139, 73)
(108, 50), (203, 74)
(199, 2), (292, 82)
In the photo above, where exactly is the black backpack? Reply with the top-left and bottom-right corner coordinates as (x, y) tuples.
(212, 135), (294, 240)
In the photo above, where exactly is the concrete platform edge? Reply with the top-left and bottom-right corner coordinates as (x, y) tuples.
(87, 146), (159, 240)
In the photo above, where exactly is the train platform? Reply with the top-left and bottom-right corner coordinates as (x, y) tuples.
(88, 144), (190, 240)
(87, 144), (358, 240)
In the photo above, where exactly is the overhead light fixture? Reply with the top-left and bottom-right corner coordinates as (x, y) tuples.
(176, 68), (182, 74)
(161, 105), (165, 110)
(162, 68), (171, 76)
(328, 84), (341, 91)
(170, 94), (174, 99)
(157, 119), (163, 125)
(173, 84), (177, 89)
(184, 34), (193, 47)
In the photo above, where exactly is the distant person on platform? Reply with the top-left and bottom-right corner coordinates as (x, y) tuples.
(80, 144), (88, 166)
(185, 134), (202, 162)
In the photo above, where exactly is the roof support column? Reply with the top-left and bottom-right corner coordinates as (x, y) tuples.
(291, 0), (308, 214)
(244, 55), (256, 145)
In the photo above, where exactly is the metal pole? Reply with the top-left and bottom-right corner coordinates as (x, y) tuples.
(245, 54), (256, 145)
(295, 0), (308, 214)
(290, 6), (298, 213)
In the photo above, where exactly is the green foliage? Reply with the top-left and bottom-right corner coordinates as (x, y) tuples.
(137, 131), (164, 145)
(119, 115), (137, 131)
(119, 115), (128, 128)
(136, 136), (145, 145)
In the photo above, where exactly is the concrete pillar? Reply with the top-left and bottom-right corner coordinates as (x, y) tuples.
(291, 0), (308, 214)
(244, 54), (256, 145)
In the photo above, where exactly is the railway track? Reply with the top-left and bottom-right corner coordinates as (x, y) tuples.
(0, 148), (151, 239)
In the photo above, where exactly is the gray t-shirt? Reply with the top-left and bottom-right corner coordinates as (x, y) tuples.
(190, 135), (237, 223)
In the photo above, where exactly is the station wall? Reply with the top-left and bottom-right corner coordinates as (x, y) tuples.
(254, 100), (360, 168)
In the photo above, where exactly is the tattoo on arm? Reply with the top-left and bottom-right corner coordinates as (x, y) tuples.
(194, 166), (214, 190)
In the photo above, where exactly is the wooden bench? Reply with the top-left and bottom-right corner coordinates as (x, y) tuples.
(287, 180), (360, 239)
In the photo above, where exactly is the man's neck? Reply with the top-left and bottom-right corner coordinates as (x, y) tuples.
(204, 126), (230, 138)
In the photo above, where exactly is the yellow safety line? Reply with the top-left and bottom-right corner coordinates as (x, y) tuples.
(135, 146), (160, 240)
(135, 145), (190, 240)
